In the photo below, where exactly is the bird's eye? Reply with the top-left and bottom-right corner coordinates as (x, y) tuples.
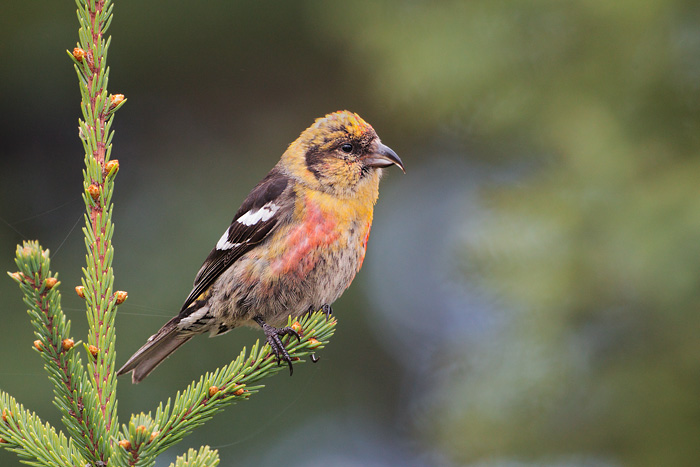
(340, 143), (353, 154)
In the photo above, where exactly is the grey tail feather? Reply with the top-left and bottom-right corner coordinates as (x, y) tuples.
(117, 318), (192, 384)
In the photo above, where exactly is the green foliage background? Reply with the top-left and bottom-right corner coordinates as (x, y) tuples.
(1, 1), (699, 465)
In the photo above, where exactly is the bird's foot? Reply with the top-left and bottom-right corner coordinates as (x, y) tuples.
(253, 316), (300, 375)
(307, 304), (333, 320)
(321, 304), (333, 320)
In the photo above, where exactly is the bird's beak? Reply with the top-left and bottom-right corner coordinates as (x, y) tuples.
(363, 142), (405, 173)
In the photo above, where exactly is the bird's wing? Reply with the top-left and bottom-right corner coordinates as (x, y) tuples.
(179, 168), (291, 313)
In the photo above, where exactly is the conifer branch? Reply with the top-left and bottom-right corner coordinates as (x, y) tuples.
(116, 311), (335, 467)
(0, 392), (83, 467)
(9, 242), (105, 465)
(68, 0), (124, 452)
(169, 446), (220, 467)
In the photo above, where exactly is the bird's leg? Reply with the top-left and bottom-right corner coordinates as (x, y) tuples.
(253, 316), (300, 375)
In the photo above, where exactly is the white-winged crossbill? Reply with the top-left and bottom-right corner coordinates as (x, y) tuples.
(117, 110), (404, 383)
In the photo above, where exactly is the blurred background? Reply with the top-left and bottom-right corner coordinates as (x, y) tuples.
(1, 1), (699, 466)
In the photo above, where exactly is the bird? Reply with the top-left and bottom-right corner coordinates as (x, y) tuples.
(117, 110), (404, 383)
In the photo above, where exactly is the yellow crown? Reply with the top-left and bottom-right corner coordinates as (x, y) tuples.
(313, 110), (373, 138)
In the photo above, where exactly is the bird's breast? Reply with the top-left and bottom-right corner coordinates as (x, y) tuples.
(270, 197), (342, 276)
(221, 191), (375, 324)
(261, 191), (372, 282)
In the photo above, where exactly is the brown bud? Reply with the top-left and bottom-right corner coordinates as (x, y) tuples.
(62, 339), (74, 351)
(208, 386), (219, 397)
(149, 430), (160, 442)
(104, 159), (119, 176)
(33, 340), (43, 351)
(73, 47), (86, 62)
(291, 321), (302, 334)
(234, 388), (245, 396)
(87, 184), (100, 200)
(114, 290), (128, 305)
(75, 285), (85, 298)
(307, 338), (320, 349)
(110, 94), (125, 107)
(0, 437), (7, 444)
(136, 425), (147, 435)
(2, 409), (11, 423)
(88, 345), (99, 357)
(118, 439), (131, 450)
(9, 272), (23, 282)
(21, 246), (32, 257)
(44, 277), (58, 290)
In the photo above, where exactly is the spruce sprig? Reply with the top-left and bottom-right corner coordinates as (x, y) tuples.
(118, 312), (334, 466)
(0, 384), (82, 466)
(8, 243), (105, 465)
(68, 0), (122, 453)
(169, 446), (220, 467)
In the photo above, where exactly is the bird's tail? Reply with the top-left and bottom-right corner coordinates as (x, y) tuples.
(117, 317), (192, 384)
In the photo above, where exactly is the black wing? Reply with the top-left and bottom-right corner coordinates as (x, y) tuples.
(179, 168), (291, 313)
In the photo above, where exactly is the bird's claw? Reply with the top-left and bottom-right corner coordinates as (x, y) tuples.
(306, 304), (333, 321)
(255, 317), (300, 375)
(321, 304), (333, 320)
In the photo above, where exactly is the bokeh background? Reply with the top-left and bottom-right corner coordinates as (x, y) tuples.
(2, 1), (700, 466)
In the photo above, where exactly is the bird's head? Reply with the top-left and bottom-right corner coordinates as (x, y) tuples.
(281, 111), (404, 198)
